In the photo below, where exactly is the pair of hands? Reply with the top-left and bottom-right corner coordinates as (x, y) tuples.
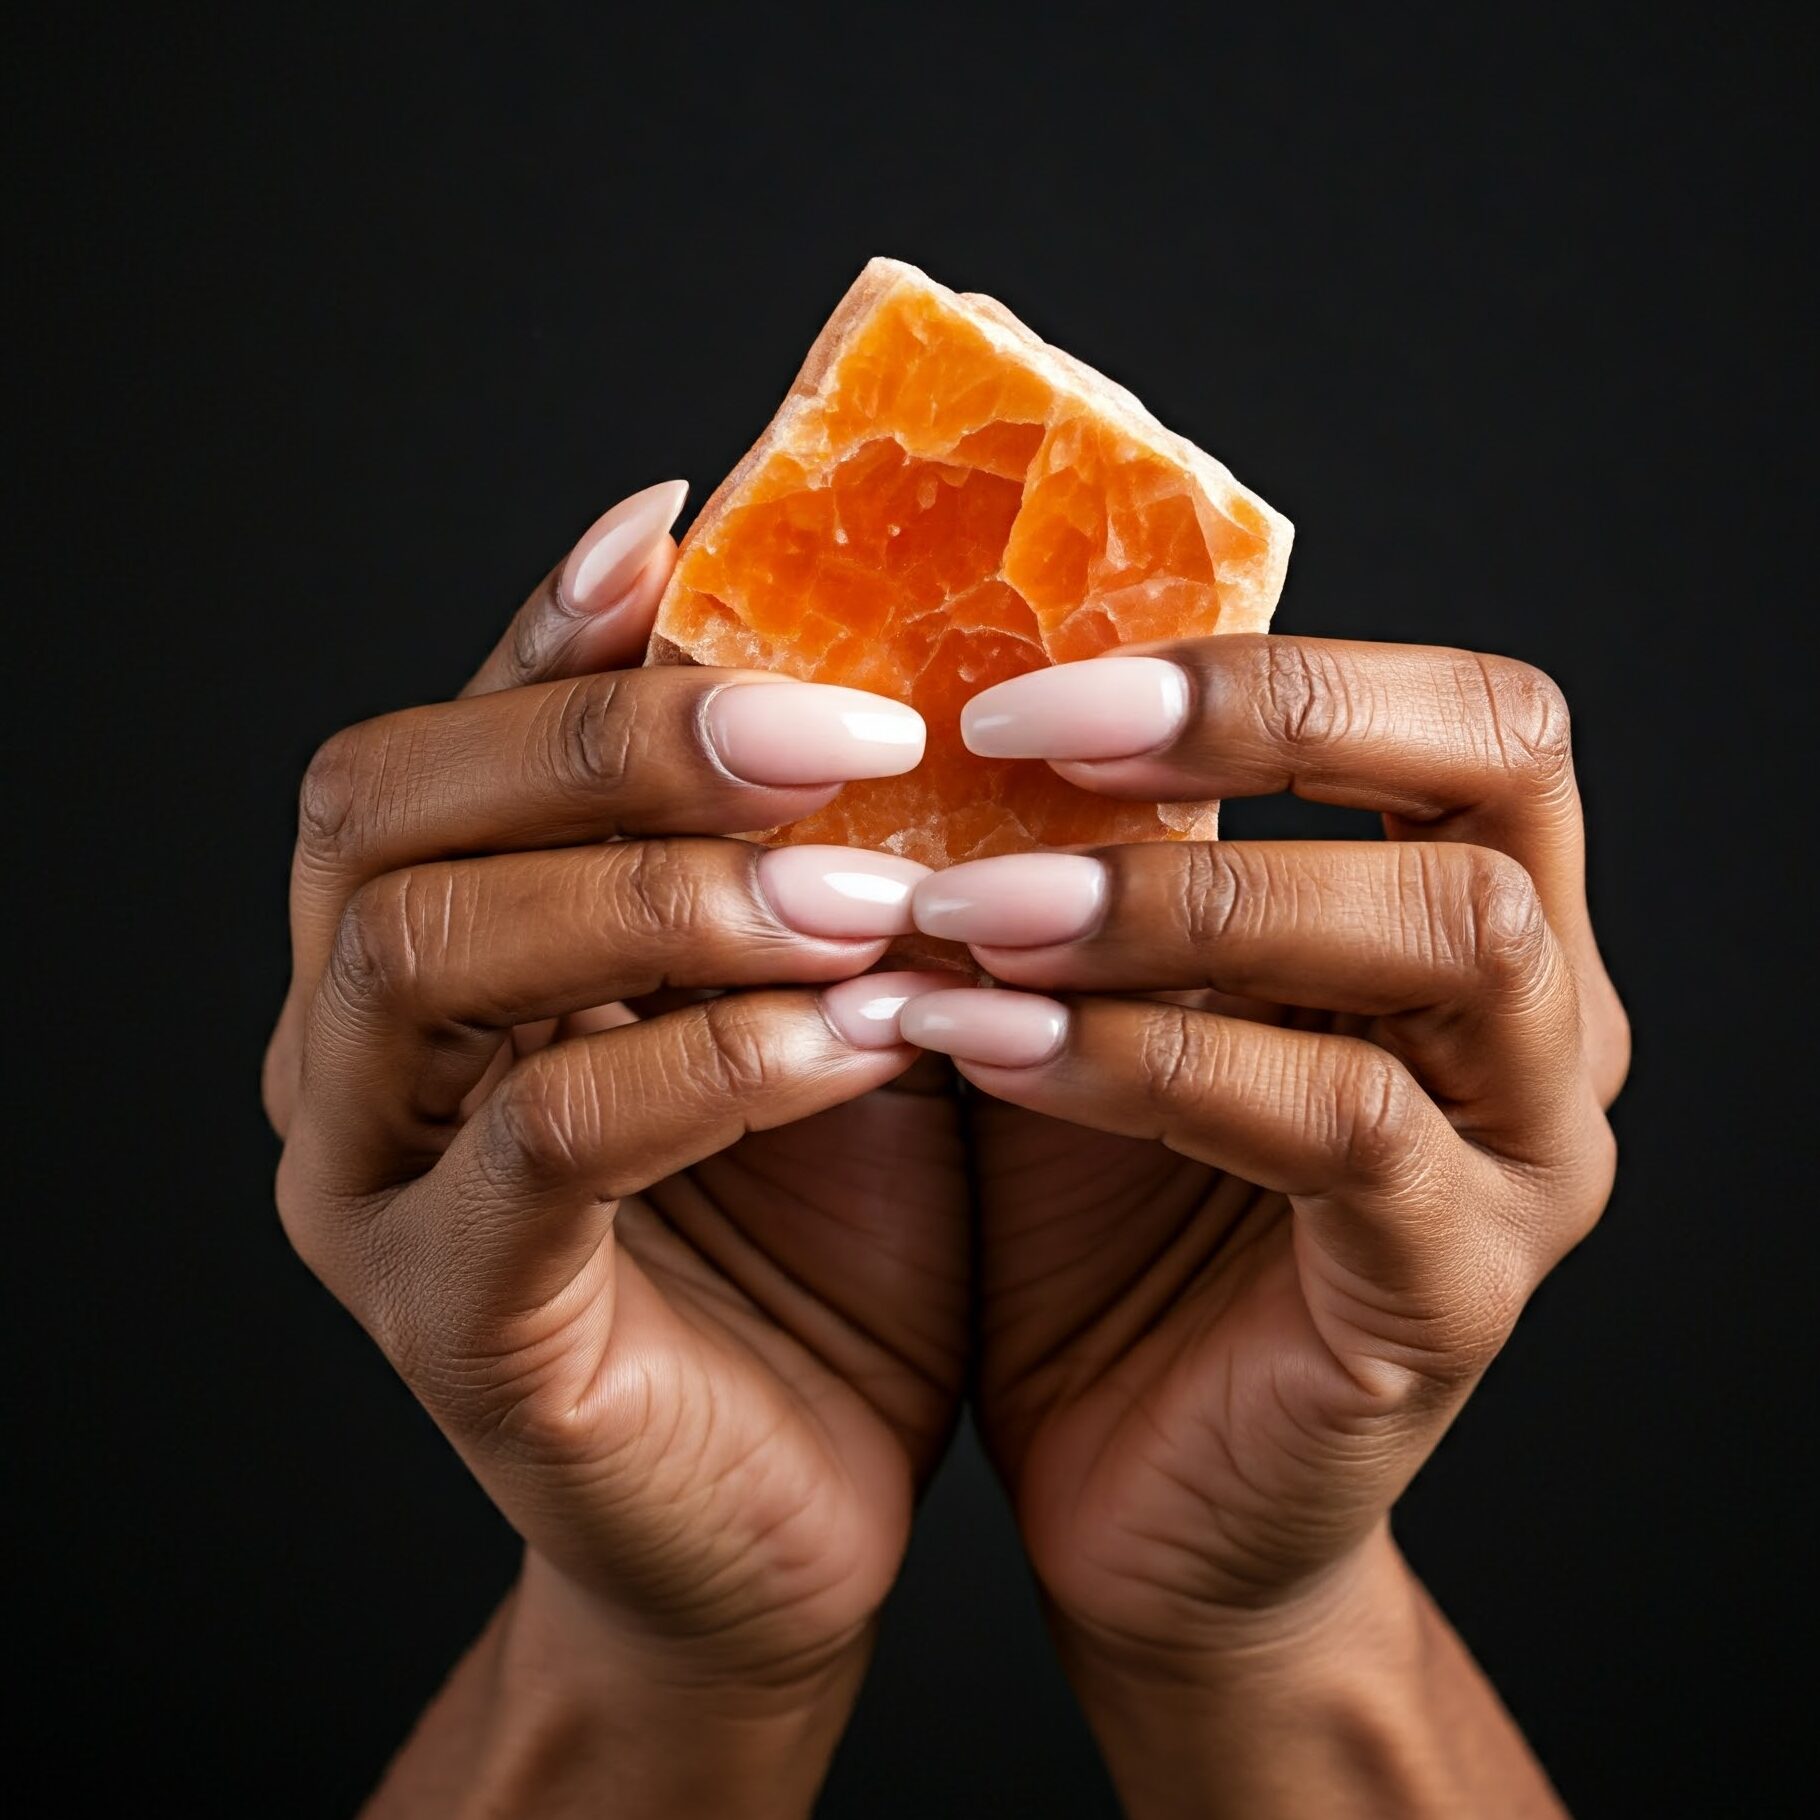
(266, 484), (1627, 1817)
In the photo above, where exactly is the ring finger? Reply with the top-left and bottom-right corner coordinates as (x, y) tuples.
(911, 839), (1588, 1159)
(294, 838), (935, 1194)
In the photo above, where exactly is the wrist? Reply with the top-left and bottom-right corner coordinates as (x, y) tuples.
(366, 1553), (872, 1820)
(1054, 1529), (1557, 1819)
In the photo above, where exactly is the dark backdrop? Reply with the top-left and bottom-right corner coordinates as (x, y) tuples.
(11, 6), (1811, 1814)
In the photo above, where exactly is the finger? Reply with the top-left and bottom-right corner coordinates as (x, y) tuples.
(269, 668), (925, 1139)
(460, 481), (688, 698)
(961, 635), (1627, 1100)
(288, 668), (926, 1000)
(899, 991), (1612, 1371)
(286, 979), (959, 1338)
(298, 841), (931, 1184)
(900, 989), (1496, 1317)
(912, 841), (1587, 1156)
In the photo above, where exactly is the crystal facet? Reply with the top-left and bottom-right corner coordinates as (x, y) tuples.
(652, 258), (1292, 866)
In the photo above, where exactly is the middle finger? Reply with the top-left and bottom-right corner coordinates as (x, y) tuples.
(297, 837), (935, 1194)
(288, 666), (926, 997)
(913, 839), (1587, 1158)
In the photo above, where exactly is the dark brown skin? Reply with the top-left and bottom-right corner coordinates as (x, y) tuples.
(265, 535), (971, 1816)
(267, 508), (1625, 1816)
(958, 636), (1627, 1814)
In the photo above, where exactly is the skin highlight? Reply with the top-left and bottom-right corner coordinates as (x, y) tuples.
(267, 489), (1625, 1817)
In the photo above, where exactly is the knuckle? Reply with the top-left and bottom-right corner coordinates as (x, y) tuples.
(1256, 639), (1354, 752)
(694, 994), (780, 1101)
(1455, 846), (1553, 989)
(1179, 843), (1259, 950)
(610, 840), (706, 943)
(1479, 656), (1574, 789)
(297, 725), (364, 856)
(480, 1052), (601, 1189)
(545, 672), (642, 797)
(1331, 1046), (1428, 1184)
(1135, 1004), (1220, 1107)
(325, 872), (425, 1011)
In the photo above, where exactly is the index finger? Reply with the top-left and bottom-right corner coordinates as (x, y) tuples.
(962, 635), (1628, 1103)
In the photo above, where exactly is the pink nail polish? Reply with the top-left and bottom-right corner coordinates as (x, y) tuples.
(560, 480), (689, 612)
(758, 846), (929, 940)
(913, 853), (1107, 947)
(961, 657), (1190, 760)
(820, 971), (959, 1050)
(708, 683), (926, 786)
(898, 989), (1068, 1068)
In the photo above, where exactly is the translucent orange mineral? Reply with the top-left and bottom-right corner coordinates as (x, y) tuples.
(650, 258), (1292, 866)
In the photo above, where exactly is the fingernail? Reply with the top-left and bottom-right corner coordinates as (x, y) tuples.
(758, 846), (930, 940)
(560, 480), (689, 613)
(961, 657), (1190, 760)
(898, 989), (1068, 1068)
(820, 971), (959, 1050)
(913, 854), (1107, 946)
(709, 683), (926, 786)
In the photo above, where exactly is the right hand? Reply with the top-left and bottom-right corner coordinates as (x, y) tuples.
(264, 485), (970, 1715)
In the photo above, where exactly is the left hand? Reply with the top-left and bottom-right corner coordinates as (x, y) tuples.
(898, 635), (1627, 1803)
(265, 487), (971, 1817)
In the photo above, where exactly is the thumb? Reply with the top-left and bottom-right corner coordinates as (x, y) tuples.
(461, 479), (688, 697)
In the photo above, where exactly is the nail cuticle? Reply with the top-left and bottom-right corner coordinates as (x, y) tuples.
(706, 681), (926, 788)
(755, 845), (927, 942)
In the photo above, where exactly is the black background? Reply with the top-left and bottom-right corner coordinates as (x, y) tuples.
(11, 5), (1812, 1813)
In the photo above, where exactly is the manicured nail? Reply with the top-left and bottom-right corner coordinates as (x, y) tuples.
(758, 846), (929, 940)
(709, 683), (926, 786)
(820, 971), (958, 1050)
(898, 989), (1068, 1068)
(961, 657), (1190, 760)
(560, 480), (689, 612)
(913, 854), (1107, 946)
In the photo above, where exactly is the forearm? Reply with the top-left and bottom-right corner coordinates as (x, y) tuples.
(364, 1555), (870, 1820)
(1057, 1531), (1565, 1820)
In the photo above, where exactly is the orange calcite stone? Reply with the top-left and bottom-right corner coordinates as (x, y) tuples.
(651, 258), (1292, 866)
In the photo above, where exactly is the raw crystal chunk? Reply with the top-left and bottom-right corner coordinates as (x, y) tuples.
(651, 258), (1292, 867)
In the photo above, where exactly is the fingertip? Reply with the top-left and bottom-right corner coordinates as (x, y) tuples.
(911, 852), (1106, 946)
(707, 683), (926, 787)
(561, 480), (689, 614)
(461, 482), (689, 697)
(898, 987), (1069, 1068)
(960, 657), (1188, 761)
(550, 479), (688, 672)
(559, 536), (676, 673)
(819, 971), (960, 1051)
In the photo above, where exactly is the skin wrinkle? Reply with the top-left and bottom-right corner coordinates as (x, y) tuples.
(993, 1170), (1263, 1417)
(1047, 1187), (1286, 1422)
(687, 1155), (966, 1383)
(272, 478), (1616, 1814)
(643, 1165), (958, 1440)
(638, 1168), (943, 1421)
